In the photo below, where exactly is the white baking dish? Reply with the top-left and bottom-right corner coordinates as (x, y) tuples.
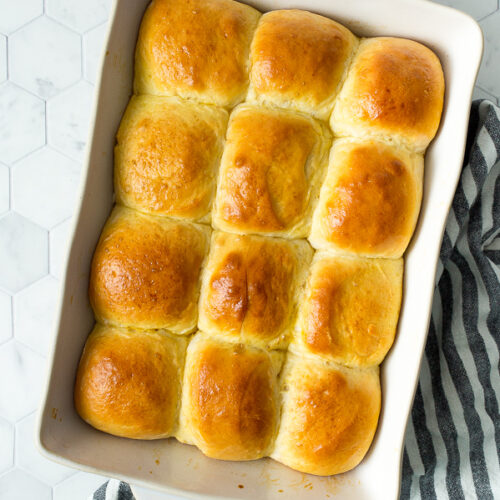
(37, 0), (483, 498)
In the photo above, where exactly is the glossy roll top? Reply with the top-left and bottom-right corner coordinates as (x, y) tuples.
(248, 9), (357, 119)
(134, 0), (260, 107)
(115, 95), (228, 220)
(272, 354), (381, 476)
(89, 206), (210, 333)
(331, 37), (445, 153)
(75, 324), (187, 439)
(291, 253), (403, 368)
(310, 138), (423, 258)
(199, 231), (313, 349)
(213, 104), (331, 237)
(177, 334), (283, 460)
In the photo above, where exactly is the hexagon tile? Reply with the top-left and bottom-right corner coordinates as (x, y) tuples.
(0, 163), (9, 215)
(14, 276), (59, 357)
(83, 23), (109, 85)
(12, 147), (81, 229)
(47, 81), (94, 162)
(0, 417), (14, 474)
(0, 83), (45, 164)
(0, 290), (12, 345)
(0, 469), (52, 500)
(9, 17), (81, 99)
(478, 10), (500, 99)
(0, 213), (48, 292)
(0, 341), (46, 422)
(46, 0), (112, 33)
(0, 34), (6, 83)
(0, 1), (499, 499)
(0, 0), (43, 35)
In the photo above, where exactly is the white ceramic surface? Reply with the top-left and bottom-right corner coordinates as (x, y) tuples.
(33, 0), (484, 499)
(0, 0), (497, 499)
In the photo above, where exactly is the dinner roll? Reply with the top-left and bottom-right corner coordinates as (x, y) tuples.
(248, 10), (357, 119)
(198, 231), (313, 349)
(309, 138), (423, 258)
(177, 333), (283, 460)
(74, 324), (187, 439)
(75, 2), (447, 476)
(291, 253), (403, 368)
(271, 354), (381, 476)
(89, 205), (210, 333)
(115, 95), (228, 221)
(331, 37), (445, 152)
(134, 0), (260, 107)
(213, 104), (331, 238)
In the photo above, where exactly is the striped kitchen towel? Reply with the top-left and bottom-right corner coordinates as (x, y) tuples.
(401, 99), (500, 499)
(90, 480), (135, 500)
(91, 100), (500, 500)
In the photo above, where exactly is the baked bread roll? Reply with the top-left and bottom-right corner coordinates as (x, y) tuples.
(134, 0), (261, 107)
(331, 37), (445, 153)
(75, 324), (187, 439)
(213, 104), (331, 238)
(291, 253), (403, 367)
(271, 354), (381, 476)
(309, 138), (423, 258)
(115, 95), (228, 221)
(198, 231), (313, 349)
(89, 205), (210, 333)
(76, 0), (446, 478)
(248, 10), (357, 120)
(177, 333), (283, 460)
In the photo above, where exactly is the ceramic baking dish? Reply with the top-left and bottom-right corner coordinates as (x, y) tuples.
(37, 0), (483, 498)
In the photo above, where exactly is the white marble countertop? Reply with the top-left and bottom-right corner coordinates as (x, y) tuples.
(0, 0), (498, 499)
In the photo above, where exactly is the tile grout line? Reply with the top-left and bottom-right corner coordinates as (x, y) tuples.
(475, 84), (500, 105)
(49, 141), (85, 164)
(43, 14), (86, 37)
(7, 14), (45, 37)
(9, 144), (45, 169)
(7, 80), (45, 102)
(13, 331), (49, 359)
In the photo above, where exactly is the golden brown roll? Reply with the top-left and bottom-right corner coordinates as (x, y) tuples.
(248, 10), (357, 120)
(271, 354), (381, 476)
(115, 95), (228, 221)
(198, 231), (313, 349)
(309, 138), (423, 258)
(290, 253), (403, 368)
(74, 324), (187, 439)
(331, 37), (445, 153)
(134, 0), (261, 107)
(213, 104), (331, 238)
(177, 333), (283, 460)
(89, 205), (210, 333)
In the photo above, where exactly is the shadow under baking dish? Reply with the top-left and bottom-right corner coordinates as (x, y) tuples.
(37, 0), (483, 499)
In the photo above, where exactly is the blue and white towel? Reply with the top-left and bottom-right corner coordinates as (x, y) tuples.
(401, 101), (500, 499)
(91, 100), (500, 500)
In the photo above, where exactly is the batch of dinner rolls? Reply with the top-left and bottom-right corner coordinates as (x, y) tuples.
(74, 0), (444, 476)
